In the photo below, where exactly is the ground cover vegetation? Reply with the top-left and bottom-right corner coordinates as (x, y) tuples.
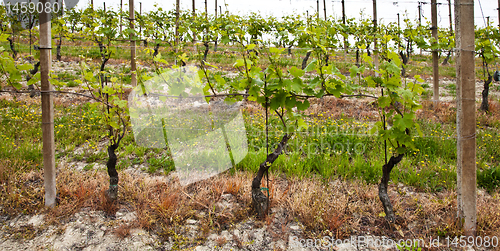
(0, 3), (500, 247)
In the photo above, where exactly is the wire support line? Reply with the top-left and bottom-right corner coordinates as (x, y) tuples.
(0, 118), (463, 140)
(0, 89), (380, 101)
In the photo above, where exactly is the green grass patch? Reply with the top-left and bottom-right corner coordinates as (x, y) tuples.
(1, 99), (499, 193)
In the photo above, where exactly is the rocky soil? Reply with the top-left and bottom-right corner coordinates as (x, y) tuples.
(0, 200), (402, 251)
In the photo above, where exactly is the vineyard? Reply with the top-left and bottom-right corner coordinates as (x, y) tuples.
(1, 1), (500, 250)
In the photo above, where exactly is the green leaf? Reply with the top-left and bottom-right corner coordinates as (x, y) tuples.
(326, 78), (344, 98)
(17, 64), (33, 71)
(214, 75), (226, 85)
(285, 97), (296, 109)
(233, 59), (245, 68)
(378, 96), (391, 108)
(291, 78), (303, 93)
(224, 96), (237, 105)
(238, 79), (249, 89)
(115, 99), (128, 109)
(310, 76), (321, 88)
(84, 72), (96, 82)
(365, 76), (376, 88)
(296, 99), (310, 111)
(252, 78), (265, 87)
(204, 62), (219, 69)
(349, 65), (360, 78)
(297, 118), (308, 131)
(221, 36), (230, 44)
(386, 62), (401, 76)
(414, 75), (424, 83)
(0, 34), (9, 42)
(269, 91), (287, 110)
(289, 66), (305, 78)
(248, 85), (260, 98)
(304, 59), (317, 72)
(246, 44), (256, 50)
(109, 121), (120, 129)
(11, 82), (22, 90)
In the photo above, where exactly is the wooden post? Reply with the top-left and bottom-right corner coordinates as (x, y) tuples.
(323, 0), (327, 20)
(317, 0), (320, 20)
(129, 0), (137, 86)
(139, 2), (142, 43)
(397, 13), (400, 28)
(193, 0), (196, 45)
(373, 0), (379, 76)
(29, 0), (32, 55)
(120, 0), (123, 34)
(455, 0), (476, 237)
(431, 0), (439, 104)
(448, 0), (453, 31)
(498, 0), (500, 28)
(448, 0), (454, 58)
(175, 0), (180, 51)
(342, 0), (347, 53)
(418, 2), (422, 55)
(487, 16), (490, 26)
(205, 0), (207, 19)
(214, 0), (218, 51)
(39, 0), (56, 207)
(341, 0), (346, 24)
(418, 2), (422, 26)
(91, 0), (93, 9)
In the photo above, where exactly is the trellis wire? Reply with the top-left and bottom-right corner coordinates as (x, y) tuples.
(0, 116), (467, 141)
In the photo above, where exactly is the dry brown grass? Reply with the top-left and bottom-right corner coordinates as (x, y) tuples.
(1, 166), (499, 244)
(214, 236), (228, 246)
(268, 174), (500, 241)
(418, 100), (500, 128)
(0, 160), (44, 216)
(113, 223), (132, 239)
(418, 100), (457, 123)
(477, 100), (500, 128)
(0, 159), (13, 185)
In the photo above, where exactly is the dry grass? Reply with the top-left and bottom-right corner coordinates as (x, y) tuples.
(419, 100), (457, 123)
(477, 101), (500, 128)
(418, 99), (500, 128)
(0, 160), (44, 216)
(0, 159), (12, 184)
(265, 174), (500, 241)
(113, 223), (132, 239)
(1, 166), (499, 244)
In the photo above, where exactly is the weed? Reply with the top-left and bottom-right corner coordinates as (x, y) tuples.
(215, 236), (228, 247)
(113, 223), (132, 239)
(397, 241), (422, 251)
(83, 163), (94, 171)
(146, 155), (174, 174)
(478, 166), (500, 193)
(87, 151), (106, 163)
